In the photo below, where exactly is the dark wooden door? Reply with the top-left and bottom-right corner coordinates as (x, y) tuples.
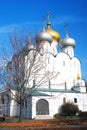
(36, 99), (49, 115)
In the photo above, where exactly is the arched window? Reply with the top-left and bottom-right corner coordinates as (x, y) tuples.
(63, 60), (65, 66)
(63, 97), (66, 104)
(74, 98), (77, 103)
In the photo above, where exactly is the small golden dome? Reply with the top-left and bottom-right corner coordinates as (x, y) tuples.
(46, 22), (60, 42)
(77, 73), (80, 80)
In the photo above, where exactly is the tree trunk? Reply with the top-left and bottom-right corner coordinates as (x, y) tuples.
(19, 96), (22, 122)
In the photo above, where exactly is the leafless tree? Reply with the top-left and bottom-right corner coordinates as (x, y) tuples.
(4, 29), (58, 122)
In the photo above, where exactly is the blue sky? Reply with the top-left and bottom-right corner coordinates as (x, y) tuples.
(0, 0), (87, 80)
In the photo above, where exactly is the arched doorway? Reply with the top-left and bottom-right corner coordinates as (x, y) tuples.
(36, 99), (49, 115)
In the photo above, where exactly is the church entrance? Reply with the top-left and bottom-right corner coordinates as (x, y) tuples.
(36, 99), (49, 115)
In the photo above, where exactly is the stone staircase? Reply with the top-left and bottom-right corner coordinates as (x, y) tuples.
(35, 115), (52, 120)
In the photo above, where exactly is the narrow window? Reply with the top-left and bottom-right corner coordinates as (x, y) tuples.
(63, 61), (65, 66)
(74, 62), (76, 67)
(49, 80), (51, 88)
(74, 98), (77, 103)
(48, 57), (50, 64)
(63, 97), (66, 104)
(65, 82), (67, 90)
(33, 79), (35, 87)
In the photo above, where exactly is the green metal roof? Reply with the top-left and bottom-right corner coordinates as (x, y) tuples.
(27, 87), (81, 97)
(33, 88), (80, 93)
(31, 91), (51, 96)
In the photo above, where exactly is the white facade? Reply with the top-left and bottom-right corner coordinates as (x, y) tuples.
(0, 20), (87, 119)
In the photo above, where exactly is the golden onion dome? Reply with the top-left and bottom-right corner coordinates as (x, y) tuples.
(46, 22), (60, 42)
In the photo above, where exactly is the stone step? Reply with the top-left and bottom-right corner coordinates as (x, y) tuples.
(35, 115), (52, 120)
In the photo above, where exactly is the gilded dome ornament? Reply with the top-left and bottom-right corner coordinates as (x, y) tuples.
(77, 73), (81, 80)
(46, 24), (60, 42)
(46, 11), (60, 42)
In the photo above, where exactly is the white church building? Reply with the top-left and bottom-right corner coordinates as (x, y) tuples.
(0, 18), (87, 119)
